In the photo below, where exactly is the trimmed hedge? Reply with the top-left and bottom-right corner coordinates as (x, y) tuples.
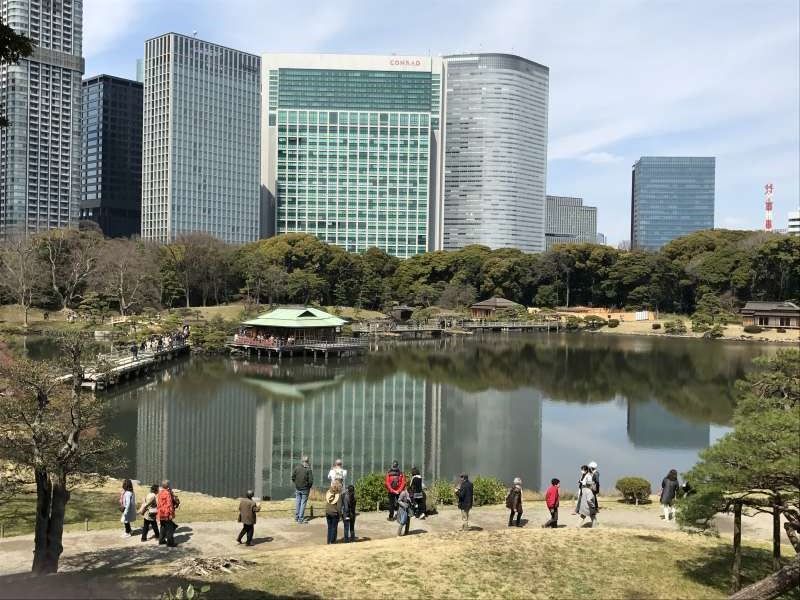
(607, 318), (620, 328)
(615, 476), (652, 504)
(743, 324), (763, 334)
(472, 476), (507, 506)
(651, 323), (661, 330)
(664, 319), (687, 335)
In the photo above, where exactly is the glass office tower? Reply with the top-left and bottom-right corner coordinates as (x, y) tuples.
(81, 75), (143, 237)
(0, 0), (84, 235)
(142, 33), (260, 244)
(545, 195), (597, 250)
(261, 54), (444, 258)
(442, 54), (549, 253)
(630, 156), (715, 250)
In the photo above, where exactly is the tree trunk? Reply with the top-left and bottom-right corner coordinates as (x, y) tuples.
(773, 499), (781, 571)
(39, 471), (69, 574)
(728, 557), (800, 600)
(731, 501), (743, 593)
(32, 468), (52, 573)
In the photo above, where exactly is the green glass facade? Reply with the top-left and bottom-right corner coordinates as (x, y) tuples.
(265, 60), (442, 258)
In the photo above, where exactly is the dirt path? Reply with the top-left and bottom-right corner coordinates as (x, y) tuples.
(0, 499), (777, 578)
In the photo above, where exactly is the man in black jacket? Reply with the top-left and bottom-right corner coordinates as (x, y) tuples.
(455, 473), (474, 531)
(292, 455), (313, 524)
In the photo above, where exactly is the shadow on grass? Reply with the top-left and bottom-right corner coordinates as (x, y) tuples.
(676, 543), (800, 598)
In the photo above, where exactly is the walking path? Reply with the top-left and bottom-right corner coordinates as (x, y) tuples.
(0, 500), (777, 577)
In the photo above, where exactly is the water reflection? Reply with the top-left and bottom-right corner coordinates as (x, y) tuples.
(105, 334), (772, 497)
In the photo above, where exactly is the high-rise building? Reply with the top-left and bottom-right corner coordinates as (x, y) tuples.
(442, 54), (549, 253)
(81, 75), (143, 237)
(261, 54), (444, 258)
(545, 195), (597, 250)
(596, 232), (607, 245)
(630, 156), (715, 250)
(141, 33), (260, 244)
(788, 210), (800, 236)
(0, 0), (84, 235)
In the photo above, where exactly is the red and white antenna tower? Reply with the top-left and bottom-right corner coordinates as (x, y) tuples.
(764, 183), (774, 231)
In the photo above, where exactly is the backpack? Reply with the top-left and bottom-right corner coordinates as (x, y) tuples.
(505, 489), (515, 509)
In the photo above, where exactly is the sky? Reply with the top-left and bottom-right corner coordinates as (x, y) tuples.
(83, 0), (800, 245)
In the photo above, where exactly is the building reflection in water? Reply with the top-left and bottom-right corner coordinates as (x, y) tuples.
(626, 399), (710, 449)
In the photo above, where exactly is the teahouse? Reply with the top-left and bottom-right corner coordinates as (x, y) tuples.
(740, 301), (800, 329)
(470, 297), (523, 319)
(234, 307), (346, 348)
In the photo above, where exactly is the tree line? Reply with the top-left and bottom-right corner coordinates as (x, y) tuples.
(1, 224), (798, 323)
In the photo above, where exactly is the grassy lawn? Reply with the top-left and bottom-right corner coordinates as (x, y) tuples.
(0, 478), (326, 538)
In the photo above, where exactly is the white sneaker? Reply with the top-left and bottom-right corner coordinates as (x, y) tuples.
(121, 532), (131, 538)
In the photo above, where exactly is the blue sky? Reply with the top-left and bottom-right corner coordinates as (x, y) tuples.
(84, 0), (800, 245)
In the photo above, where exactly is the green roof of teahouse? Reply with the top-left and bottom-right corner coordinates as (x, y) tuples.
(242, 307), (346, 329)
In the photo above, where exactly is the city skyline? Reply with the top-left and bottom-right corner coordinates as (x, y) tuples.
(80, 0), (800, 246)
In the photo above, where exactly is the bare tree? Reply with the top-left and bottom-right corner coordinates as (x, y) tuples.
(0, 331), (123, 573)
(37, 228), (103, 310)
(0, 233), (41, 326)
(95, 239), (159, 315)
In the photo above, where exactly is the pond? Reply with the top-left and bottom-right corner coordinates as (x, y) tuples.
(102, 333), (775, 499)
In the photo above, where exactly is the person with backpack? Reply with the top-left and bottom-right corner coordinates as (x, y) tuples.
(409, 466), (426, 519)
(455, 473), (474, 531)
(342, 484), (357, 542)
(384, 461), (406, 521)
(292, 455), (313, 524)
(327, 458), (347, 488)
(237, 490), (261, 546)
(542, 478), (560, 528)
(660, 469), (680, 521)
(139, 484), (160, 541)
(324, 481), (343, 544)
(396, 483), (412, 536)
(157, 479), (180, 547)
(119, 479), (136, 537)
(589, 461), (600, 509)
(505, 477), (523, 527)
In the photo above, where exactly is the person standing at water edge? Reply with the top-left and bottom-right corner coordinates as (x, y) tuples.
(157, 480), (179, 547)
(506, 477), (523, 527)
(660, 469), (680, 521)
(325, 481), (343, 544)
(328, 458), (347, 488)
(292, 455), (313, 524)
(589, 461), (600, 509)
(237, 490), (261, 546)
(139, 484), (160, 541)
(119, 479), (136, 537)
(543, 478), (560, 528)
(456, 474), (474, 531)
(385, 461), (406, 521)
(342, 484), (357, 542)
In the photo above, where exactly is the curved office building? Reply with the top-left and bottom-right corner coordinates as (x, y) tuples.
(442, 54), (549, 253)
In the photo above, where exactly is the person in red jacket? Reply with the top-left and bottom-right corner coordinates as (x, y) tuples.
(542, 478), (560, 528)
(157, 479), (180, 547)
(384, 461), (406, 521)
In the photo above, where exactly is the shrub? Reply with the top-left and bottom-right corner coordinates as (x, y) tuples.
(691, 320), (711, 333)
(607, 318), (620, 328)
(777, 327), (787, 333)
(664, 319), (687, 335)
(583, 315), (607, 330)
(565, 315), (583, 331)
(354, 472), (387, 512)
(429, 479), (455, 506)
(651, 323), (661, 330)
(615, 476), (652, 504)
(472, 476), (507, 506)
(743, 324), (763, 334)
(708, 324), (725, 338)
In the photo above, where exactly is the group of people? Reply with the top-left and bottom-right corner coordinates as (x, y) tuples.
(119, 479), (180, 547)
(234, 330), (296, 348)
(128, 329), (188, 360)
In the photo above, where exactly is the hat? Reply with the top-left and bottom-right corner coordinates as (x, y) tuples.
(513, 477), (522, 485)
(588, 461), (598, 469)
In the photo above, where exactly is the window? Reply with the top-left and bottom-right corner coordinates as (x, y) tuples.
(757, 317), (769, 326)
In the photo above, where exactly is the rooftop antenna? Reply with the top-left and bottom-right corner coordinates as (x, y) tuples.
(192, 30), (198, 38)
(764, 183), (774, 231)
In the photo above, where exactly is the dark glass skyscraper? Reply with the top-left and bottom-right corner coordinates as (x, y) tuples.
(81, 75), (143, 237)
(630, 156), (715, 250)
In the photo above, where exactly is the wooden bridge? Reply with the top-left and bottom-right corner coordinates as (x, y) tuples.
(58, 342), (191, 391)
(351, 319), (561, 337)
(227, 336), (368, 360)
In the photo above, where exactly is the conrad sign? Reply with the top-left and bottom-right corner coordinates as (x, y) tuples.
(390, 58), (423, 67)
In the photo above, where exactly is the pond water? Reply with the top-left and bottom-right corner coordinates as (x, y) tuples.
(102, 333), (775, 499)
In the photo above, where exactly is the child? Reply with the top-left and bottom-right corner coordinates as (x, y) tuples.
(396, 484), (412, 536)
(342, 484), (357, 542)
(505, 477), (523, 527)
(543, 478), (560, 528)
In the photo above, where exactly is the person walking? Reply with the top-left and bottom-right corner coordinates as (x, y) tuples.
(409, 466), (426, 519)
(119, 479), (136, 537)
(396, 483), (412, 536)
(455, 473), (474, 531)
(324, 481), (343, 544)
(139, 484), (160, 542)
(384, 461), (406, 521)
(292, 455), (313, 524)
(342, 484), (357, 542)
(542, 478), (560, 528)
(327, 458), (347, 488)
(157, 480), (179, 547)
(589, 461), (600, 510)
(505, 477), (523, 527)
(576, 465), (598, 527)
(237, 490), (261, 546)
(660, 469), (680, 521)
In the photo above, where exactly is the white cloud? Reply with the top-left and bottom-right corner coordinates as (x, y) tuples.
(578, 152), (625, 165)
